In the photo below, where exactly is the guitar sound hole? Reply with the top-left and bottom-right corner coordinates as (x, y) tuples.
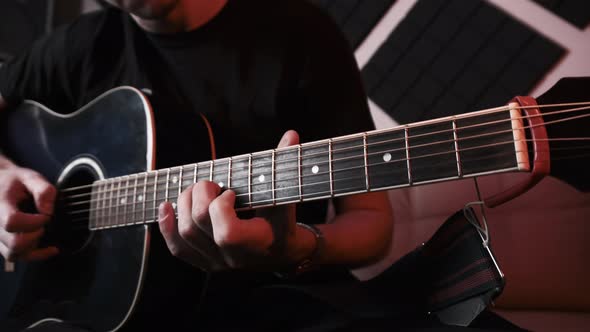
(49, 165), (99, 255)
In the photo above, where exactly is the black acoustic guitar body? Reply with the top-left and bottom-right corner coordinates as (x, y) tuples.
(0, 87), (209, 332)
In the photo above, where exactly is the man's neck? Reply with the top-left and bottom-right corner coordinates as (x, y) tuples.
(132, 0), (228, 34)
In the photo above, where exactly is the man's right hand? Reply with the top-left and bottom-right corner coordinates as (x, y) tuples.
(0, 156), (59, 261)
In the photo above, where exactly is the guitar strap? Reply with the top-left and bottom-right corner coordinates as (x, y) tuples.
(421, 208), (504, 325)
(361, 208), (505, 326)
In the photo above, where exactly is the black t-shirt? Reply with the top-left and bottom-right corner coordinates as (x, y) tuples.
(0, 0), (373, 153)
(0, 0), (374, 222)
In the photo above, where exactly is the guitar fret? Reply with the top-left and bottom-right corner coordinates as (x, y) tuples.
(141, 173), (147, 224)
(108, 180), (115, 228)
(456, 109), (517, 175)
(115, 177), (123, 226)
(105, 180), (111, 228)
(95, 182), (102, 229)
(193, 163), (198, 184)
(408, 120), (458, 183)
(230, 155), (250, 207)
(165, 169), (170, 202)
(404, 127), (412, 185)
(251, 151), (272, 207)
(123, 176), (130, 225)
(328, 139), (334, 196)
(452, 119), (463, 177)
(274, 146), (299, 204)
(211, 159), (228, 189)
(227, 157), (232, 189)
(115, 178), (122, 227)
(167, 167), (182, 209)
(144, 172), (154, 223)
(178, 166), (183, 197)
(298, 145), (302, 201)
(366, 129), (407, 189)
(103, 181), (109, 228)
(89, 184), (97, 229)
(301, 141), (330, 200)
(100, 180), (107, 229)
(271, 150), (276, 205)
(132, 175), (138, 225)
(333, 135), (366, 195)
(209, 160), (214, 182)
(153, 171), (159, 223)
(248, 154), (253, 208)
(97, 182), (106, 229)
(363, 133), (370, 191)
(90, 183), (97, 229)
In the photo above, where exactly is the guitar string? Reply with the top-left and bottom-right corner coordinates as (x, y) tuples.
(61, 102), (590, 193)
(55, 103), (585, 200)
(81, 145), (590, 229)
(80, 138), (590, 219)
(67, 145), (525, 214)
(58, 107), (590, 205)
(60, 129), (521, 208)
(59, 105), (590, 226)
(67, 135), (590, 222)
(64, 138), (526, 210)
(57, 102), (590, 196)
(58, 113), (527, 202)
(74, 147), (536, 225)
(62, 121), (590, 216)
(76, 145), (590, 228)
(53, 100), (506, 195)
(63, 137), (590, 226)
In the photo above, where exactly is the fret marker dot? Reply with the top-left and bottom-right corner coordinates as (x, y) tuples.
(312, 165), (319, 174)
(218, 182), (224, 188)
(137, 195), (143, 202)
(258, 174), (265, 183)
(172, 176), (178, 184)
(120, 198), (127, 204)
(383, 153), (392, 162)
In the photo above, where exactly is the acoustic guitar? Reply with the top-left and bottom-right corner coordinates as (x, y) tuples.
(0, 77), (588, 331)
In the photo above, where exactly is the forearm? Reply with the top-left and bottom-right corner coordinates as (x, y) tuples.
(316, 208), (393, 267)
(286, 192), (394, 269)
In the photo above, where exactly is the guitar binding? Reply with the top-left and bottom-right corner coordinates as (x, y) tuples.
(50, 156), (105, 256)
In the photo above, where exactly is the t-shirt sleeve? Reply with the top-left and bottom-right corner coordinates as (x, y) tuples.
(0, 25), (72, 109)
(291, 5), (375, 143)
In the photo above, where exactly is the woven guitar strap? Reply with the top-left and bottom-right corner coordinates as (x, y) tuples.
(422, 207), (504, 326)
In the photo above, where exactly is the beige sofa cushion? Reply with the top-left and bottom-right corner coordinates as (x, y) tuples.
(355, 172), (590, 315)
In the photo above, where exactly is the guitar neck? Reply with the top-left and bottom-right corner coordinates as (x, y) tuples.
(88, 103), (530, 230)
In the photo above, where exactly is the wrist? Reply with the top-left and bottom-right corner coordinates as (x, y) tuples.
(279, 223), (324, 277)
(285, 223), (316, 262)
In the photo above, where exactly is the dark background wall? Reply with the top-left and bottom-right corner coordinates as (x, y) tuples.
(311, 0), (590, 124)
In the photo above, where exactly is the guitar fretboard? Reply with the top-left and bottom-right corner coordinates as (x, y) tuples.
(88, 105), (529, 230)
